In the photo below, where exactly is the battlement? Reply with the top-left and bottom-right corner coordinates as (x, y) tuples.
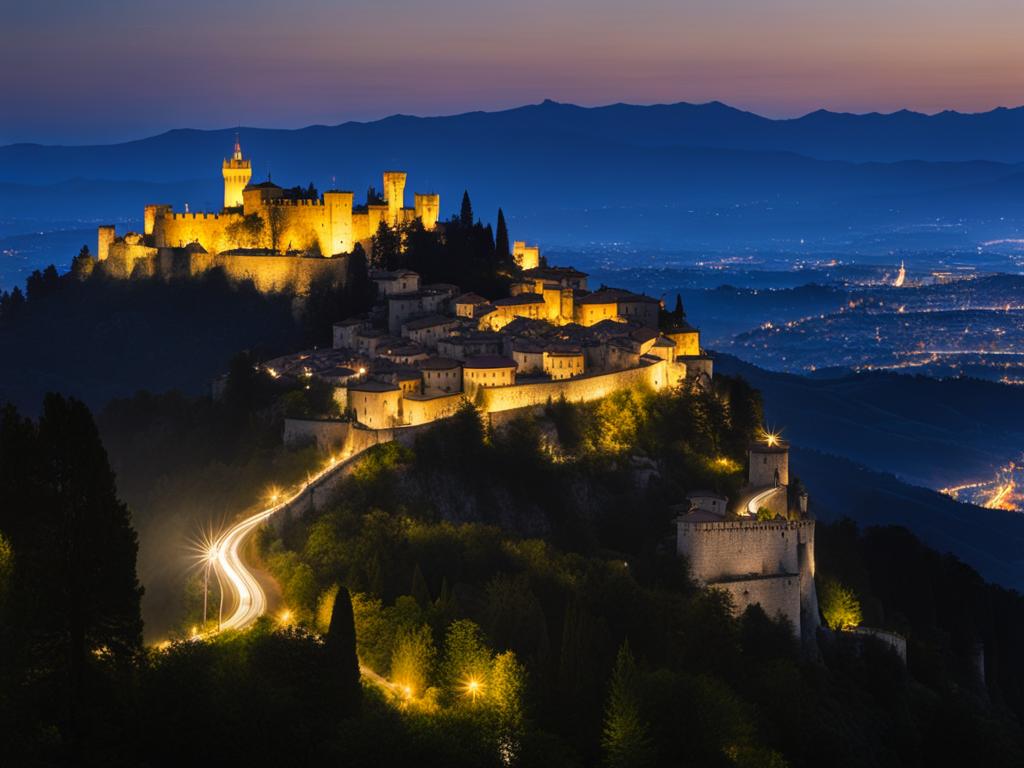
(168, 211), (226, 221)
(267, 198), (325, 207)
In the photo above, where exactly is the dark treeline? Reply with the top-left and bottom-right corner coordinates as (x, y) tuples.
(261, 387), (1024, 767)
(2, 384), (1024, 765)
(371, 193), (516, 298)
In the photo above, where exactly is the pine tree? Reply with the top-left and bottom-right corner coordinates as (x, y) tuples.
(460, 190), (474, 227)
(601, 640), (654, 768)
(495, 208), (511, 265)
(70, 245), (95, 281)
(325, 585), (361, 715)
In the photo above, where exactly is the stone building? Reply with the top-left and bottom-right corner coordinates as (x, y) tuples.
(676, 439), (819, 643)
(96, 138), (440, 290)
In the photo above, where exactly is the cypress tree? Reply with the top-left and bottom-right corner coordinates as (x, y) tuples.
(346, 242), (373, 312)
(601, 640), (654, 768)
(460, 190), (474, 227)
(325, 585), (361, 715)
(495, 208), (511, 265)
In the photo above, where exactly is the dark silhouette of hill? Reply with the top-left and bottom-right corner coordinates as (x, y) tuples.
(4, 108), (1024, 248)
(795, 447), (1024, 593)
(715, 354), (1024, 488)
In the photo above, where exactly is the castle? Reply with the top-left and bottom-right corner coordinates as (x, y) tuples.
(676, 437), (819, 643)
(95, 137), (441, 292)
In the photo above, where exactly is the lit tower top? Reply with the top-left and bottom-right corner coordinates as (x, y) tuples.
(222, 132), (252, 210)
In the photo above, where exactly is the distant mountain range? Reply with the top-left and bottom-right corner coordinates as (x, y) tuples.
(4, 100), (1024, 247)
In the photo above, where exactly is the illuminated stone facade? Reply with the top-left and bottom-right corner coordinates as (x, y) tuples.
(96, 138), (440, 290)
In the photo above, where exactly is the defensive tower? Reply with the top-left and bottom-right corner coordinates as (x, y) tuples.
(749, 435), (789, 487)
(414, 193), (441, 231)
(383, 171), (407, 226)
(222, 134), (252, 209)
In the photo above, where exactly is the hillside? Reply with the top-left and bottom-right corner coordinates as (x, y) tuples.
(795, 447), (1024, 593)
(714, 354), (1024, 488)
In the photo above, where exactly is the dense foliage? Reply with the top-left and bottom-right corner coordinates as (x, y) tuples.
(371, 192), (515, 297)
(3, 374), (1024, 765)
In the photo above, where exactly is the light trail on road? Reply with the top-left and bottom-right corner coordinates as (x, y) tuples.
(206, 455), (347, 633)
(746, 486), (779, 518)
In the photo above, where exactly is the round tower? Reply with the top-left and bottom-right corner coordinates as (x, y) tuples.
(748, 436), (789, 488)
(222, 134), (252, 210)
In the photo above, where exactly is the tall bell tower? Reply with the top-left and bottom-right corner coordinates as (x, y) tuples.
(222, 133), (252, 209)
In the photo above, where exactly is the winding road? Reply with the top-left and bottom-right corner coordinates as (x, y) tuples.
(745, 486), (780, 518)
(207, 456), (347, 633)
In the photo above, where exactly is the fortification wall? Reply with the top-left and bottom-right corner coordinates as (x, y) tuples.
(214, 254), (348, 293)
(103, 241), (157, 277)
(283, 418), (350, 450)
(477, 359), (675, 413)
(715, 575), (801, 629)
(155, 212), (241, 253)
(850, 627), (907, 662)
(404, 393), (465, 425)
(678, 519), (814, 583)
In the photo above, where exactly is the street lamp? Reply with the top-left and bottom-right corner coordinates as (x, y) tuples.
(203, 544), (217, 627)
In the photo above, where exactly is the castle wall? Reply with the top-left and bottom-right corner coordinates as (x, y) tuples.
(715, 575), (802, 630)
(214, 254), (347, 294)
(403, 392), (465, 425)
(283, 418), (350, 450)
(476, 359), (676, 413)
(155, 212), (242, 253)
(676, 519), (814, 583)
(104, 240), (157, 277)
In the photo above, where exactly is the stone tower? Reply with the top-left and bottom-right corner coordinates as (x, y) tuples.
(749, 439), (789, 488)
(383, 171), (406, 226)
(414, 193), (440, 231)
(323, 190), (355, 256)
(222, 134), (252, 209)
(97, 224), (116, 262)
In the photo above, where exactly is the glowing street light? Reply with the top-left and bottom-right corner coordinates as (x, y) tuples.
(462, 677), (483, 704)
(278, 608), (293, 626)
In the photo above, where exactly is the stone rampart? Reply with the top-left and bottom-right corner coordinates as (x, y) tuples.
(477, 359), (680, 413)
(714, 575), (802, 629)
(677, 518), (814, 583)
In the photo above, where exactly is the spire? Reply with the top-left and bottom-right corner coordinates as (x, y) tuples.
(233, 132), (242, 161)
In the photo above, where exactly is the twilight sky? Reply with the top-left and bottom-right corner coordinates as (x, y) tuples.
(3, 0), (1024, 145)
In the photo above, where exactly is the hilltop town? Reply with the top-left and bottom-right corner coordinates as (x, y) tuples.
(88, 137), (828, 642)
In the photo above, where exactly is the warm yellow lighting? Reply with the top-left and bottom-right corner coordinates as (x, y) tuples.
(462, 677), (483, 703)
(358, 367), (367, 375)
(267, 486), (282, 504)
(759, 428), (782, 447)
(190, 625), (198, 637)
(279, 609), (293, 625)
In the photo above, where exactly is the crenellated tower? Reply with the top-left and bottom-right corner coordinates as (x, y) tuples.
(222, 134), (252, 209)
